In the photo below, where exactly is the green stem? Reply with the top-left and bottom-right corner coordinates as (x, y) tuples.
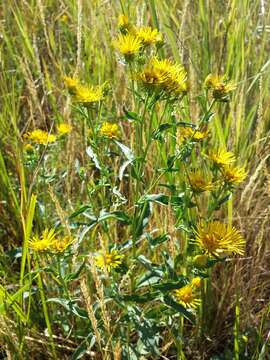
(35, 255), (57, 359)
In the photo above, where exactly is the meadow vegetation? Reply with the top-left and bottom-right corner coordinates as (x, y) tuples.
(0, 0), (270, 359)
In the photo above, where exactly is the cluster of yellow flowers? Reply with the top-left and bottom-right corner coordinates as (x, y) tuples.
(64, 76), (107, 105)
(99, 122), (120, 139)
(24, 129), (57, 145)
(173, 219), (245, 309)
(114, 15), (163, 61)
(208, 149), (247, 185)
(50, 14), (248, 318)
(23, 123), (72, 147)
(178, 127), (209, 143)
(29, 228), (74, 253)
(113, 16), (188, 99)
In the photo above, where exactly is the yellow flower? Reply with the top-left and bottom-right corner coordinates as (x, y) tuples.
(63, 76), (80, 95)
(189, 170), (213, 193)
(25, 129), (56, 145)
(177, 127), (209, 142)
(136, 57), (188, 96)
(204, 74), (225, 89)
(191, 277), (202, 289)
(64, 75), (107, 105)
(204, 74), (236, 101)
(195, 221), (245, 256)
(57, 123), (72, 135)
(221, 165), (247, 185)
(117, 14), (134, 33)
(192, 254), (208, 268)
(29, 229), (74, 253)
(74, 84), (105, 105)
(136, 26), (163, 45)
(51, 236), (74, 253)
(24, 143), (34, 153)
(174, 284), (201, 309)
(29, 228), (57, 252)
(95, 250), (123, 272)
(61, 14), (68, 23)
(113, 33), (142, 60)
(118, 14), (129, 28)
(99, 122), (120, 138)
(208, 149), (236, 167)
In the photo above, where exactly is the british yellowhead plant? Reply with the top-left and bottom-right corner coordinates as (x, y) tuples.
(39, 15), (248, 358)
(0, 9), (256, 359)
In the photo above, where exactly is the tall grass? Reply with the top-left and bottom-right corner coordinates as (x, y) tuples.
(0, 0), (270, 359)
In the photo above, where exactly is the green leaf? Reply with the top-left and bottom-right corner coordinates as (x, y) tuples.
(64, 261), (86, 283)
(119, 292), (158, 303)
(114, 140), (135, 161)
(69, 205), (93, 219)
(139, 193), (169, 205)
(71, 333), (95, 360)
(136, 256), (164, 276)
(171, 194), (185, 206)
(47, 298), (88, 319)
(123, 108), (141, 122)
(98, 210), (131, 225)
(145, 233), (170, 248)
(0, 283), (30, 322)
(163, 295), (195, 323)
(217, 193), (232, 207)
(152, 279), (186, 292)
(119, 159), (134, 180)
(152, 123), (172, 140)
(86, 146), (101, 170)
(137, 270), (163, 288)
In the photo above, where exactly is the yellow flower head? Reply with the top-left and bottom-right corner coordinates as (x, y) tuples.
(191, 277), (202, 289)
(174, 284), (201, 308)
(136, 57), (188, 96)
(95, 250), (123, 272)
(195, 221), (245, 256)
(204, 74), (224, 89)
(178, 127), (209, 142)
(99, 122), (120, 139)
(29, 228), (57, 252)
(136, 26), (163, 46)
(63, 76), (80, 95)
(189, 170), (213, 193)
(29, 229), (73, 253)
(24, 143), (34, 153)
(118, 14), (129, 28)
(117, 15), (134, 33)
(221, 165), (247, 185)
(193, 254), (208, 268)
(57, 123), (72, 135)
(61, 14), (68, 23)
(113, 33), (142, 60)
(25, 129), (56, 145)
(208, 149), (236, 167)
(74, 84), (105, 105)
(51, 236), (74, 253)
(204, 74), (236, 101)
